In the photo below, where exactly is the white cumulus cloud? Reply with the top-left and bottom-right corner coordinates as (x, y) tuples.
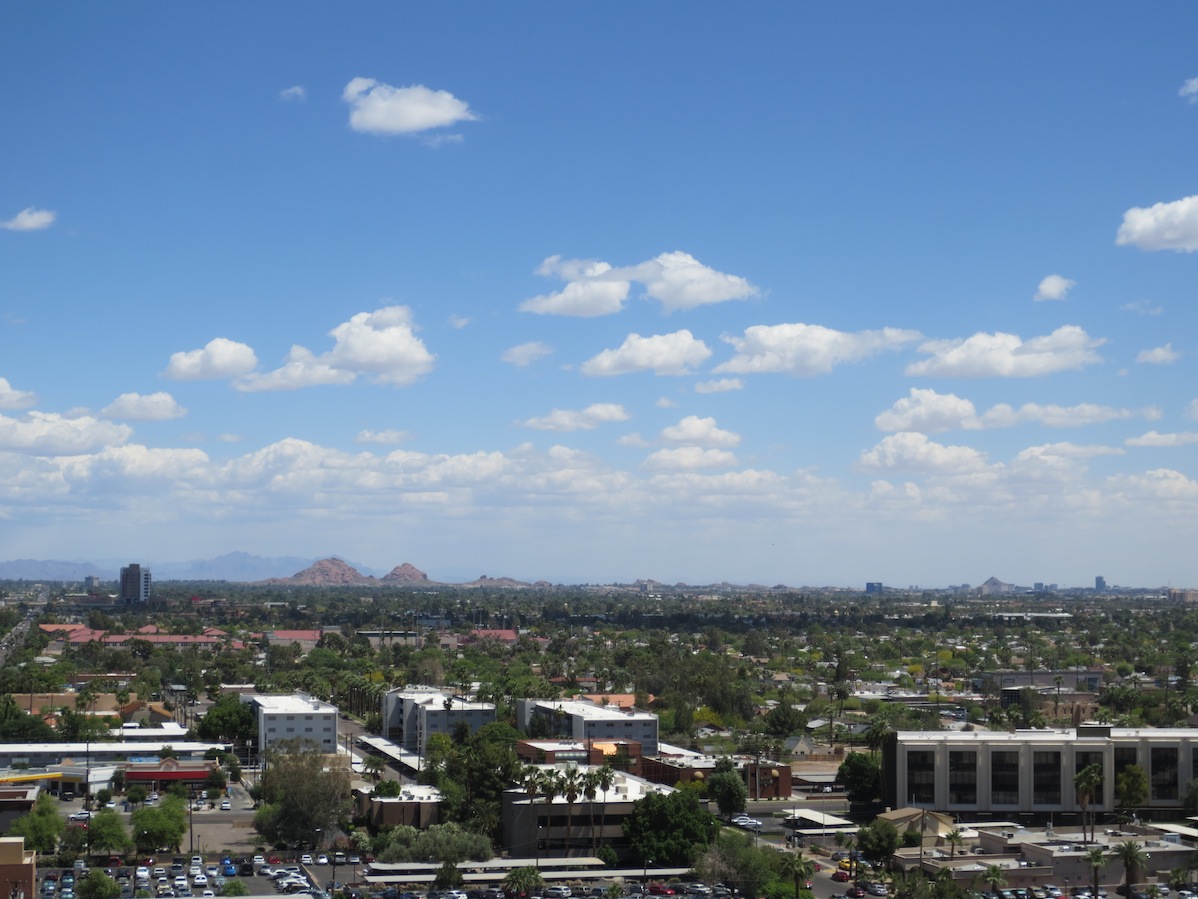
(235, 306), (435, 392)
(1034, 273), (1075, 301)
(715, 323), (921, 376)
(1, 207), (56, 231)
(642, 446), (738, 471)
(906, 325), (1104, 377)
(659, 415), (741, 448)
(581, 330), (711, 377)
(859, 432), (988, 474)
(694, 378), (744, 394)
(1125, 431), (1198, 448)
(501, 341), (554, 367)
(876, 389), (1151, 433)
(616, 251), (759, 311)
(280, 85), (306, 101)
(875, 389), (980, 432)
(519, 403), (630, 432)
(164, 337), (259, 381)
(520, 252), (755, 316)
(0, 377), (37, 410)
(101, 392), (187, 421)
(1137, 343), (1180, 365)
(0, 411), (132, 455)
(343, 77), (476, 136)
(1180, 77), (1198, 103)
(356, 429), (412, 445)
(1116, 194), (1198, 252)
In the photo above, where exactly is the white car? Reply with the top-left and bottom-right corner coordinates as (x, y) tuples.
(192, 876), (208, 888)
(316, 856), (328, 866)
(219, 800), (231, 811)
(299, 855), (313, 865)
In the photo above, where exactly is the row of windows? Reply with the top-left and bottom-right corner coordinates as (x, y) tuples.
(908, 746), (1191, 804)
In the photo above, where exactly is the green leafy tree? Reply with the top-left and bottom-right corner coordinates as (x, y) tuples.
(623, 789), (719, 866)
(196, 694), (258, 744)
(838, 752), (881, 802)
(857, 818), (901, 871)
(376, 823), (493, 864)
(764, 702), (804, 738)
(1115, 765), (1148, 821)
(77, 872), (121, 899)
(255, 740), (352, 847)
(87, 808), (133, 856)
(432, 860), (464, 889)
(708, 769), (749, 819)
(130, 802), (186, 854)
(8, 794), (65, 852)
(220, 881), (250, 897)
(694, 830), (774, 899)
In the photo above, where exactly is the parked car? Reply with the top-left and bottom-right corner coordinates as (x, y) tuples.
(832, 872), (851, 883)
(219, 800), (231, 811)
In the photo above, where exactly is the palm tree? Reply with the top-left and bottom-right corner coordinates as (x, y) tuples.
(560, 766), (583, 856)
(945, 829), (964, 862)
(582, 769), (601, 852)
(537, 769), (562, 857)
(779, 853), (816, 899)
(1085, 846), (1108, 899)
(503, 867), (544, 898)
(1076, 763), (1104, 844)
(1112, 841), (1147, 899)
(865, 716), (891, 757)
(362, 755), (386, 782)
(981, 865), (1007, 893)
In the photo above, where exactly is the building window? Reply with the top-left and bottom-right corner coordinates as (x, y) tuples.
(991, 750), (1020, 805)
(948, 750), (977, 805)
(1114, 746), (1138, 776)
(907, 750), (935, 805)
(1151, 747), (1179, 801)
(1033, 751), (1061, 805)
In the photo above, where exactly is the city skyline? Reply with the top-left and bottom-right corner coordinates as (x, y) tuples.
(2, 5), (1198, 587)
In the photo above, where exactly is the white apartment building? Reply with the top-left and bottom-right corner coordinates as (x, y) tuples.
(516, 699), (659, 756)
(240, 692), (338, 755)
(381, 686), (496, 754)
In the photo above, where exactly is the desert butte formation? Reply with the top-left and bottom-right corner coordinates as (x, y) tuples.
(262, 557), (549, 588)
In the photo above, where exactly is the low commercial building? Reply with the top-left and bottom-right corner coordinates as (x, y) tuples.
(516, 699), (659, 757)
(884, 724), (1198, 821)
(353, 783), (442, 829)
(502, 765), (673, 860)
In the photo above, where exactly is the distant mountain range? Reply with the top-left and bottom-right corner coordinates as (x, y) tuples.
(0, 553), (548, 588)
(0, 552), (381, 583)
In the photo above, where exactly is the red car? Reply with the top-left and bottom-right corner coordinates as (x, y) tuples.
(847, 888), (866, 898)
(832, 872), (851, 883)
(648, 888), (675, 896)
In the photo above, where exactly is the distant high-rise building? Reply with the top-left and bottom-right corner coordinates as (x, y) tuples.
(865, 582), (883, 594)
(119, 564), (151, 604)
(1095, 575), (1106, 591)
(1034, 582), (1045, 592)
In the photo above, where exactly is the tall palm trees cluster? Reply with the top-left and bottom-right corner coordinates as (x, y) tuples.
(519, 763), (617, 857)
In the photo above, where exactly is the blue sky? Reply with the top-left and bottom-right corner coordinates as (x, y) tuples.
(3, 4), (1198, 587)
